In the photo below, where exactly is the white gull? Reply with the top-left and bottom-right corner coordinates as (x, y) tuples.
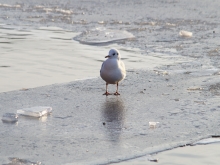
(100, 49), (126, 95)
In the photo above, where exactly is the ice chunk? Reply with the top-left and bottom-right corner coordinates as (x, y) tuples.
(17, 106), (52, 117)
(147, 155), (158, 162)
(74, 27), (135, 44)
(179, 30), (193, 37)
(187, 86), (203, 91)
(149, 122), (159, 128)
(2, 113), (18, 123)
(7, 157), (41, 165)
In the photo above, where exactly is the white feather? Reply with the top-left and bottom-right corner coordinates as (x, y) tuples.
(100, 49), (126, 84)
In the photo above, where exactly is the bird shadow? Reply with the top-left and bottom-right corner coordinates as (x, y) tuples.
(101, 97), (126, 143)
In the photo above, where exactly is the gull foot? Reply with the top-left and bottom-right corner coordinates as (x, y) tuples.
(114, 92), (120, 95)
(103, 92), (111, 96)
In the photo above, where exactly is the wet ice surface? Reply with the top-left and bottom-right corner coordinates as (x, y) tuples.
(0, 0), (220, 165)
(1, 70), (220, 164)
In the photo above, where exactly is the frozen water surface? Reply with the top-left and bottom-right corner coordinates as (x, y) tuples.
(1, 70), (220, 164)
(0, 0), (220, 164)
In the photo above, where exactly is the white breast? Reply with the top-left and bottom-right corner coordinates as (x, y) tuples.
(100, 58), (126, 84)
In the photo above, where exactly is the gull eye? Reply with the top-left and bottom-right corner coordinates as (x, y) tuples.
(117, 53), (118, 55)
(113, 53), (115, 56)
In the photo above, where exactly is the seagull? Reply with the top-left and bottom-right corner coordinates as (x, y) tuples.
(100, 49), (126, 96)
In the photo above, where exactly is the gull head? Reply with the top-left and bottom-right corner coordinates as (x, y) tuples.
(105, 49), (120, 59)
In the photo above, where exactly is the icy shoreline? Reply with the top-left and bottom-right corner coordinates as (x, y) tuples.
(1, 69), (220, 164)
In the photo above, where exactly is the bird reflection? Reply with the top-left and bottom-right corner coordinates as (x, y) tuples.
(102, 97), (125, 143)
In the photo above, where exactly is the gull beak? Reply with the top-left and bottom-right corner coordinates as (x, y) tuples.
(105, 55), (110, 58)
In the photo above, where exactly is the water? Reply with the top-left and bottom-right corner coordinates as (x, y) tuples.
(0, 0), (220, 164)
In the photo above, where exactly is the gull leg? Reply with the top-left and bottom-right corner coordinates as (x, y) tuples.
(114, 82), (120, 95)
(103, 83), (111, 96)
